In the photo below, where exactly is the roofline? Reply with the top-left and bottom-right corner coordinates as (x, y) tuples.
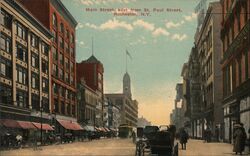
(5, 0), (53, 38)
(51, 0), (78, 28)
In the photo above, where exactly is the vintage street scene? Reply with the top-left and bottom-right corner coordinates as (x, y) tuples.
(0, 0), (250, 155)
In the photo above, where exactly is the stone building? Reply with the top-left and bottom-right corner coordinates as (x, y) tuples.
(220, 0), (250, 143)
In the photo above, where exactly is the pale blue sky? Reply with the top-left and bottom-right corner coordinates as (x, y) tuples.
(62, 0), (216, 125)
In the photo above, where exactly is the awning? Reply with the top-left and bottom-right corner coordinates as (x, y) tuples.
(17, 121), (36, 129)
(0, 119), (22, 129)
(104, 127), (110, 132)
(57, 119), (83, 130)
(95, 127), (101, 131)
(32, 122), (54, 131)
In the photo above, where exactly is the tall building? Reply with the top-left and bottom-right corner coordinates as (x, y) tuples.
(194, 2), (223, 140)
(76, 55), (104, 126)
(220, 0), (250, 143)
(17, 0), (83, 133)
(0, 0), (52, 121)
(105, 72), (138, 127)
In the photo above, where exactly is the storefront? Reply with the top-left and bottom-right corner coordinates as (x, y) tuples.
(240, 97), (250, 139)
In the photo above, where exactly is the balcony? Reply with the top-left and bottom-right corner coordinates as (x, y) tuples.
(222, 19), (249, 62)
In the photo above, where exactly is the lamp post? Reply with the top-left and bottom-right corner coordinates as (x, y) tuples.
(40, 100), (43, 145)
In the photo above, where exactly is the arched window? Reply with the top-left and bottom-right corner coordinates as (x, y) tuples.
(60, 23), (64, 33)
(52, 13), (57, 27)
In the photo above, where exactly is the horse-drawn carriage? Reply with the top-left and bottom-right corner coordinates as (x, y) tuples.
(135, 125), (178, 156)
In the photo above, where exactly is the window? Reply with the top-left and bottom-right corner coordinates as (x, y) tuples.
(0, 84), (12, 104)
(30, 33), (38, 48)
(65, 58), (69, 70)
(54, 98), (59, 113)
(70, 75), (74, 85)
(16, 90), (28, 108)
(53, 64), (58, 77)
(31, 52), (39, 68)
(0, 57), (12, 79)
(16, 22), (27, 40)
(52, 47), (58, 61)
(0, 9), (12, 29)
(65, 43), (69, 53)
(16, 65), (27, 85)
(59, 53), (63, 65)
(42, 59), (48, 74)
(70, 33), (74, 43)
(52, 30), (57, 43)
(53, 83), (58, 94)
(59, 68), (64, 80)
(70, 47), (74, 57)
(59, 36), (64, 49)
(0, 33), (11, 53)
(41, 42), (49, 56)
(72, 105), (75, 116)
(70, 62), (74, 72)
(65, 73), (69, 83)
(42, 98), (49, 113)
(42, 78), (49, 93)
(61, 101), (65, 114)
(16, 44), (27, 62)
(52, 13), (57, 27)
(66, 103), (70, 115)
(31, 72), (39, 89)
(31, 94), (40, 111)
(60, 23), (64, 33)
(66, 30), (69, 39)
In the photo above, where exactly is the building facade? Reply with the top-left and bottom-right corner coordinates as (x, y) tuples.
(18, 0), (78, 122)
(105, 72), (138, 127)
(220, 0), (250, 143)
(0, 0), (52, 122)
(76, 55), (104, 127)
(194, 2), (224, 141)
(137, 116), (151, 128)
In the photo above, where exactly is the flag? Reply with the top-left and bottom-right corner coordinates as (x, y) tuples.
(126, 50), (132, 60)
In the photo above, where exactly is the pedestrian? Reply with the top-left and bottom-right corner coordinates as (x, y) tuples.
(179, 128), (189, 150)
(233, 123), (247, 155)
(215, 126), (219, 142)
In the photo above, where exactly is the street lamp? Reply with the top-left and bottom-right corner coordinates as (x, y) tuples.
(40, 99), (43, 145)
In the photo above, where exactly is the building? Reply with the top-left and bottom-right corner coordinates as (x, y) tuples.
(0, 0), (53, 138)
(105, 72), (138, 127)
(137, 116), (151, 128)
(76, 55), (104, 127)
(220, 0), (250, 143)
(194, 2), (223, 141)
(16, 0), (83, 135)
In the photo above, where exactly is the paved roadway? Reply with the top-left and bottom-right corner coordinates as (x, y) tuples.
(1, 138), (249, 156)
(0, 138), (135, 156)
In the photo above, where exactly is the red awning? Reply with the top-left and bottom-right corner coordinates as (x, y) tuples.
(17, 121), (36, 129)
(1, 119), (22, 129)
(57, 120), (83, 130)
(32, 122), (54, 131)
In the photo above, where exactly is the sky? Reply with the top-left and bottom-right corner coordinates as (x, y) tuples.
(61, 0), (216, 126)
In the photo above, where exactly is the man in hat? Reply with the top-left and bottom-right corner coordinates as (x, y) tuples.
(233, 123), (247, 155)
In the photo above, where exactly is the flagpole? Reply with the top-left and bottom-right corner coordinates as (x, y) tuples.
(126, 50), (127, 73)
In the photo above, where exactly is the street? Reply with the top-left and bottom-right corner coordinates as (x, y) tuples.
(0, 138), (135, 156)
(1, 138), (249, 156)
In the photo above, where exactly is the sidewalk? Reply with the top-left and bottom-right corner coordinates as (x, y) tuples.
(179, 139), (250, 156)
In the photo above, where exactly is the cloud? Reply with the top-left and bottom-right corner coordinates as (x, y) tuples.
(183, 13), (197, 21)
(171, 34), (187, 41)
(152, 28), (170, 37)
(133, 19), (155, 31)
(129, 36), (147, 45)
(85, 23), (98, 29)
(165, 20), (185, 29)
(76, 23), (84, 30)
(99, 18), (133, 31)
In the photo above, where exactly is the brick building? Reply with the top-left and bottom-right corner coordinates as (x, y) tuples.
(17, 0), (78, 121)
(76, 55), (104, 126)
(220, 0), (250, 143)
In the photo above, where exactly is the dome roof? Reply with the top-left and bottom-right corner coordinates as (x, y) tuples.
(85, 55), (100, 63)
